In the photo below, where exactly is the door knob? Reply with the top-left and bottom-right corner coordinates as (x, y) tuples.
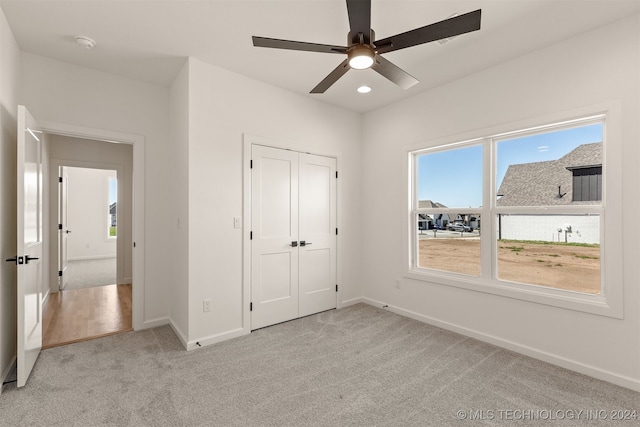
(65, 230), (71, 234)
(300, 241), (312, 246)
(24, 255), (39, 264)
(289, 241), (298, 247)
(5, 256), (24, 265)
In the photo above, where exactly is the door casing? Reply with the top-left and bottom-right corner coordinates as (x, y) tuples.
(39, 120), (146, 331)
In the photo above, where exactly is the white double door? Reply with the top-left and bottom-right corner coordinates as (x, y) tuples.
(251, 145), (337, 330)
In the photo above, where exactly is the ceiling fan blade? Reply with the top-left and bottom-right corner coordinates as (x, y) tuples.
(252, 36), (347, 54)
(346, 0), (372, 44)
(310, 59), (350, 93)
(371, 55), (419, 90)
(375, 9), (481, 54)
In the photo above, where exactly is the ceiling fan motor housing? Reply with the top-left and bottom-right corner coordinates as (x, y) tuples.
(348, 28), (374, 46)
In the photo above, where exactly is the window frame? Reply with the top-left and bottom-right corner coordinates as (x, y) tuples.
(404, 107), (623, 318)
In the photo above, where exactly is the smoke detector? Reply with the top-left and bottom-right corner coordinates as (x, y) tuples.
(74, 35), (96, 50)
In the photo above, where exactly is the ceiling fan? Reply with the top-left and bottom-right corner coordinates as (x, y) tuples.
(252, 0), (481, 94)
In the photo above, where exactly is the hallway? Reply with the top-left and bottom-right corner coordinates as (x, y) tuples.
(42, 284), (132, 349)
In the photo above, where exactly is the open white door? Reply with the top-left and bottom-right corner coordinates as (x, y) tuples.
(58, 166), (69, 290)
(15, 105), (43, 387)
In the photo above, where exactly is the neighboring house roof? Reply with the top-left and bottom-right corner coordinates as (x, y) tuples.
(418, 200), (447, 209)
(496, 142), (601, 206)
(110, 202), (117, 215)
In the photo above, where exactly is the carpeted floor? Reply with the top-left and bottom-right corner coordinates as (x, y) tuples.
(64, 258), (117, 290)
(1, 304), (639, 426)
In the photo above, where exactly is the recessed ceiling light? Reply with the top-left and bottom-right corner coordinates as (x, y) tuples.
(74, 35), (96, 50)
(357, 85), (372, 94)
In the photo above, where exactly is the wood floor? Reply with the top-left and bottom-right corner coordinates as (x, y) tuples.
(42, 284), (132, 349)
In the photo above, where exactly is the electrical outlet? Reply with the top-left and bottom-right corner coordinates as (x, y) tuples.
(233, 216), (241, 229)
(203, 299), (212, 313)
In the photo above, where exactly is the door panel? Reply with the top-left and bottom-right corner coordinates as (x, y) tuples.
(251, 145), (299, 329)
(260, 252), (294, 302)
(298, 153), (337, 317)
(17, 105), (43, 387)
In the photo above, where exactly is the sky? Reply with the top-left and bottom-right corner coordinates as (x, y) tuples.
(109, 178), (117, 205)
(417, 123), (603, 208)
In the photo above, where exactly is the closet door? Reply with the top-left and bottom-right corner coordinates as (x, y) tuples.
(251, 146), (337, 330)
(251, 145), (299, 329)
(298, 153), (337, 317)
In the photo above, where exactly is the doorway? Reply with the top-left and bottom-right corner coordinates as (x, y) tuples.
(44, 135), (134, 348)
(59, 166), (118, 290)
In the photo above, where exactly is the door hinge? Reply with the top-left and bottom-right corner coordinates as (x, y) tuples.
(250, 160), (253, 169)
(336, 228), (338, 235)
(250, 231), (253, 240)
(336, 284), (338, 292)
(336, 171), (338, 178)
(58, 270), (63, 277)
(58, 224), (63, 230)
(250, 302), (253, 311)
(133, 242), (136, 248)
(58, 176), (63, 183)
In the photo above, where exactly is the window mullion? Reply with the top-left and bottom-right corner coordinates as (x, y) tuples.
(482, 138), (493, 280)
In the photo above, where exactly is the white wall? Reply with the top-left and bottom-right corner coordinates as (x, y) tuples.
(500, 215), (600, 244)
(182, 58), (363, 347)
(65, 167), (117, 260)
(361, 15), (640, 390)
(168, 61), (190, 341)
(0, 6), (20, 390)
(20, 53), (173, 326)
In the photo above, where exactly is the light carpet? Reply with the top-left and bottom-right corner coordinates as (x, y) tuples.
(64, 258), (117, 290)
(1, 303), (639, 426)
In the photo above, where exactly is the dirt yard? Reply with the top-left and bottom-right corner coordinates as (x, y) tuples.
(419, 238), (600, 294)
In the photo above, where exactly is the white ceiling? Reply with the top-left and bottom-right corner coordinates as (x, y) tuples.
(1, 0), (639, 113)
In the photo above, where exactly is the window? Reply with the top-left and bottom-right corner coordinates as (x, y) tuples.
(414, 144), (482, 276)
(108, 177), (117, 238)
(407, 114), (617, 315)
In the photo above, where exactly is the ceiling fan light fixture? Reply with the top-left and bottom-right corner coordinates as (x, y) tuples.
(348, 46), (374, 70)
(357, 85), (372, 93)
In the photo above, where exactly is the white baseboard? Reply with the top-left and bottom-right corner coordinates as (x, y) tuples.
(141, 316), (169, 330)
(361, 297), (640, 393)
(68, 255), (116, 261)
(169, 319), (189, 350)
(0, 356), (16, 396)
(339, 297), (364, 308)
(187, 327), (249, 351)
(42, 289), (50, 306)
(119, 277), (132, 285)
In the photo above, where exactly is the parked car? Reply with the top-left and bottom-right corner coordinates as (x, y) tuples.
(447, 223), (472, 232)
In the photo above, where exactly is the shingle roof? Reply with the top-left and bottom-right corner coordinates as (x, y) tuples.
(496, 142), (601, 206)
(418, 200), (447, 209)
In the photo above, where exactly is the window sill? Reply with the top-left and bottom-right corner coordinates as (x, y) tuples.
(404, 268), (622, 319)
